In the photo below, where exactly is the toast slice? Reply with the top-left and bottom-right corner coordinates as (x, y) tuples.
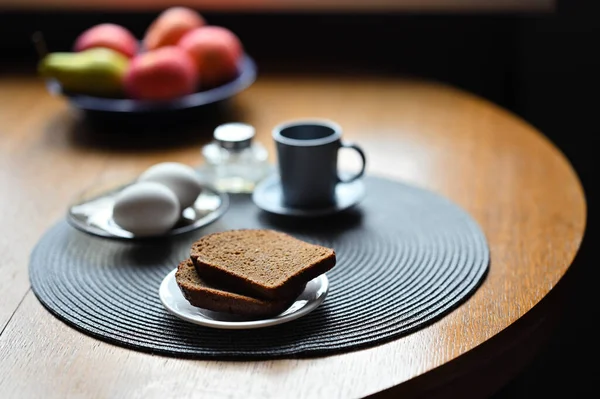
(190, 229), (336, 300)
(175, 258), (299, 318)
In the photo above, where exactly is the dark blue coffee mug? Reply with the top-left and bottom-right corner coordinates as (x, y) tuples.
(273, 119), (366, 208)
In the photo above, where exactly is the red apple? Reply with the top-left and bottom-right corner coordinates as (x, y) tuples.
(178, 26), (243, 88)
(124, 46), (198, 100)
(74, 23), (138, 58)
(144, 7), (205, 51)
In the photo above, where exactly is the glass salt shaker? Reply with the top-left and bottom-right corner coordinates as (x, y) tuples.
(200, 123), (270, 193)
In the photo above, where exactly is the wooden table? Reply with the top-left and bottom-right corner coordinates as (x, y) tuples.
(0, 74), (586, 399)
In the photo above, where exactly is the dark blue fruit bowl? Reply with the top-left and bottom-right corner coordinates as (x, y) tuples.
(46, 54), (257, 116)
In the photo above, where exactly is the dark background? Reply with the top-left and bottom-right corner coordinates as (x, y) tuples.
(1, 1), (596, 397)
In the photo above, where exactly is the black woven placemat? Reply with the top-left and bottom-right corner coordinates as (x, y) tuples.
(29, 176), (489, 359)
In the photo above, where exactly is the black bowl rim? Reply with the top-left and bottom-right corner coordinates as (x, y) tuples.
(46, 54), (257, 113)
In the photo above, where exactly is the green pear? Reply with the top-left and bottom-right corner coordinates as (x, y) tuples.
(38, 48), (130, 97)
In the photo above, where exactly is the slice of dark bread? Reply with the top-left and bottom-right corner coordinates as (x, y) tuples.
(190, 229), (336, 300)
(175, 258), (299, 318)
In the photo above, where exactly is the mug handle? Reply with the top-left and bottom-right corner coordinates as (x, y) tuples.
(338, 141), (367, 184)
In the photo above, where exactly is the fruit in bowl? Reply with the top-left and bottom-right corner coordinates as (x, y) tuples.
(38, 48), (130, 97)
(143, 6), (206, 51)
(73, 23), (139, 58)
(38, 6), (251, 107)
(124, 46), (198, 100)
(179, 26), (243, 88)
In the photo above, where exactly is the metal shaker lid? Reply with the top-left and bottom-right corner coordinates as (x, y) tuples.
(213, 123), (255, 150)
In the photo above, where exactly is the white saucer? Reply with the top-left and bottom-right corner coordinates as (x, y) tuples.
(159, 269), (329, 330)
(252, 174), (366, 217)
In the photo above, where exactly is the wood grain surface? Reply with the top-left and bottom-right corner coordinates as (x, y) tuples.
(0, 74), (585, 399)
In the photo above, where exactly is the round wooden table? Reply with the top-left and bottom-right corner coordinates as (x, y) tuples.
(0, 75), (586, 398)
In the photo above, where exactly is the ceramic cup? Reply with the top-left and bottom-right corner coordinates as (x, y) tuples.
(272, 119), (366, 208)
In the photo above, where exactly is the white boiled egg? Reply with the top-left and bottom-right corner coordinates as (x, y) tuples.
(137, 162), (203, 210)
(112, 181), (180, 236)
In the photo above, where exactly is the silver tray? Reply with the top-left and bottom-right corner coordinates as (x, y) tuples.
(67, 180), (228, 240)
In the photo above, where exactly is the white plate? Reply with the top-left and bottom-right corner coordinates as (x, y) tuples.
(159, 269), (329, 329)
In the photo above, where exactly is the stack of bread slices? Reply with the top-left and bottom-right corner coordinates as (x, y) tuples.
(176, 229), (336, 318)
